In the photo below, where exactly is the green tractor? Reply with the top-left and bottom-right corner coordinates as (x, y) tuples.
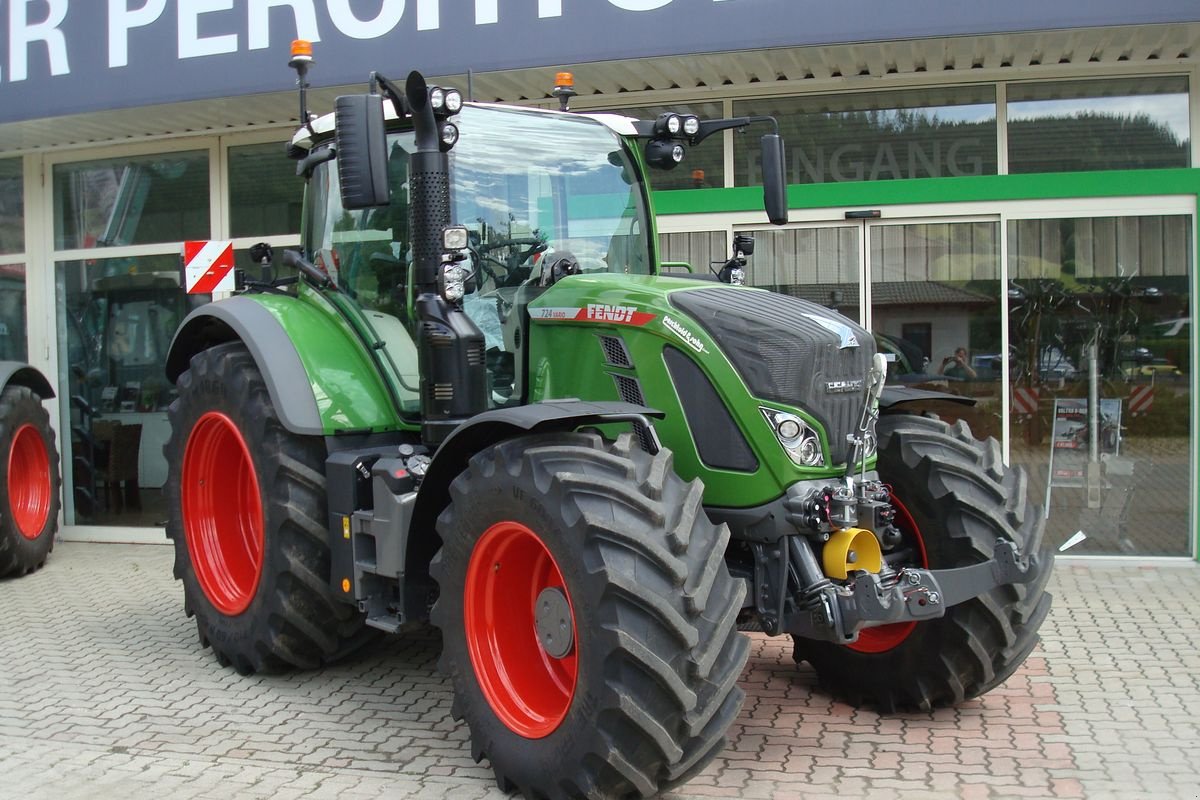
(162, 49), (1051, 798)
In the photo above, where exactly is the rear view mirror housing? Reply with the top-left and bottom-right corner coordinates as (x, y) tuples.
(760, 133), (788, 225)
(334, 94), (390, 209)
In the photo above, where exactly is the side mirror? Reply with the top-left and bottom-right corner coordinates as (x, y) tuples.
(760, 133), (788, 225)
(334, 93), (390, 209)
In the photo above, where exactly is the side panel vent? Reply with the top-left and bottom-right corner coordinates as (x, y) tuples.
(599, 335), (633, 368)
(610, 373), (655, 452)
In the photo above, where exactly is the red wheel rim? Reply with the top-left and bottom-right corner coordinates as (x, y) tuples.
(181, 412), (264, 616)
(8, 424), (52, 539)
(849, 492), (929, 654)
(464, 521), (578, 738)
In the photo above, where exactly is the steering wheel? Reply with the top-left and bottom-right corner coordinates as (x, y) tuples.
(470, 237), (549, 288)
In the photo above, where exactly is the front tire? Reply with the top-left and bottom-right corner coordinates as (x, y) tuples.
(793, 415), (1053, 711)
(0, 385), (60, 578)
(164, 342), (371, 674)
(431, 433), (748, 799)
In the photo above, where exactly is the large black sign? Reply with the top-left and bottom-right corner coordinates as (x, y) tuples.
(0, 0), (1196, 124)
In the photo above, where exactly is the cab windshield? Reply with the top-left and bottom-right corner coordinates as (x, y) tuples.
(304, 104), (653, 410)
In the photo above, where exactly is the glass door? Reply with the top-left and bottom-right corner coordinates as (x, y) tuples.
(863, 217), (1005, 439)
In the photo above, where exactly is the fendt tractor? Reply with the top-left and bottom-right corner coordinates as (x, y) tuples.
(162, 43), (1052, 798)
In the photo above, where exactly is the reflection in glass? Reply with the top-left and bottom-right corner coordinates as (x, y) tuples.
(229, 142), (303, 237)
(870, 221), (1003, 441)
(56, 255), (203, 526)
(1008, 77), (1190, 173)
(742, 226), (862, 324)
(53, 150), (209, 250)
(0, 264), (26, 361)
(734, 85), (997, 185)
(1008, 215), (1192, 555)
(601, 102), (725, 191)
(0, 158), (23, 255)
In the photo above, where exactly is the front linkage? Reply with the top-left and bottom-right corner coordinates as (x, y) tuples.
(743, 477), (1041, 644)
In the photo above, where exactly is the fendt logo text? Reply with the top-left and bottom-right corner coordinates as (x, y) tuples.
(587, 304), (637, 323)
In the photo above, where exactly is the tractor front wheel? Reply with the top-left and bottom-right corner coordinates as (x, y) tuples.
(792, 415), (1053, 711)
(164, 342), (371, 674)
(431, 432), (748, 798)
(0, 385), (60, 578)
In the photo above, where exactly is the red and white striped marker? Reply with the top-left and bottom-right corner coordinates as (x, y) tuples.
(183, 240), (235, 294)
(1129, 385), (1154, 415)
(1012, 386), (1039, 416)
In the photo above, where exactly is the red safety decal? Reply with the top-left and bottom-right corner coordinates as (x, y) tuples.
(529, 304), (656, 326)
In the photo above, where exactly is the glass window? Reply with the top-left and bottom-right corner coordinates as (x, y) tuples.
(602, 102), (725, 190)
(871, 221), (1004, 441)
(53, 150), (209, 250)
(741, 225), (863, 323)
(1008, 214), (1192, 556)
(56, 254), (198, 526)
(734, 86), (997, 185)
(0, 264), (27, 361)
(659, 230), (727, 275)
(1008, 77), (1190, 173)
(228, 142), (304, 237)
(0, 158), (23, 255)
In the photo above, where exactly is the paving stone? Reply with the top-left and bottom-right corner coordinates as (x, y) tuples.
(2, 542), (1199, 798)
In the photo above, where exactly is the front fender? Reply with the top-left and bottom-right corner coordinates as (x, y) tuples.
(166, 295), (403, 436)
(0, 361), (54, 399)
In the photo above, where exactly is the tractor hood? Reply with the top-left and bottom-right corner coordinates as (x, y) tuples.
(527, 275), (876, 473)
(668, 286), (876, 465)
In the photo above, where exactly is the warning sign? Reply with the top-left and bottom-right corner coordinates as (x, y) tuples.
(182, 241), (235, 294)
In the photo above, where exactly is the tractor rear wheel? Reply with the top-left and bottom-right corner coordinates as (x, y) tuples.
(164, 342), (371, 674)
(431, 432), (748, 799)
(0, 385), (60, 578)
(793, 415), (1053, 711)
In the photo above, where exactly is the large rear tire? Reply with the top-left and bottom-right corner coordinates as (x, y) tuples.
(793, 415), (1053, 711)
(0, 385), (60, 578)
(164, 342), (371, 674)
(431, 432), (748, 799)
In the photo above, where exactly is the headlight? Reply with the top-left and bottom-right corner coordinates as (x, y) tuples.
(429, 87), (445, 110)
(761, 407), (825, 467)
(682, 115), (700, 136)
(444, 89), (463, 113)
(441, 262), (469, 302)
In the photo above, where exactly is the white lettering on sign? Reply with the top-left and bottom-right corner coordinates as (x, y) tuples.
(179, 0), (239, 60)
(327, 0), (405, 39)
(109, 0), (167, 68)
(607, 0), (672, 10)
(8, 0), (70, 81)
(587, 304), (636, 323)
(248, 0), (321, 50)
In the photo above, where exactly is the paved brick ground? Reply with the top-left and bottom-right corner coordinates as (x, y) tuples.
(1, 542), (1198, 799)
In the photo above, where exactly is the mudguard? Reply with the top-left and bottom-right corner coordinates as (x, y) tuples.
(405, 399), (665, 597)
(0, 362), (55, 399)
(879, 385), (976, 410)
(165, 295), (402, 436)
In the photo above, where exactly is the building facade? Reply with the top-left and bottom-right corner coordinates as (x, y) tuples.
(0, 1), (1196, 558)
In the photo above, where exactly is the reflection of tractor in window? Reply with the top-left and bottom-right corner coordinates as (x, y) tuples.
(159, 47), (1052, 798)
(69, 272), (194, 519)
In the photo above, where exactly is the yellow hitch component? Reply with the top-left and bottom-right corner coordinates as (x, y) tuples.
(822, 527), (883, 580)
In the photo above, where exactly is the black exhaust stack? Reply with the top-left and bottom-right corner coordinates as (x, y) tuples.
(406, 72), (488, 445)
